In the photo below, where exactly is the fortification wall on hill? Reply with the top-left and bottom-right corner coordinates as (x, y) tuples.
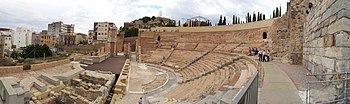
(150, 19), (275, 33)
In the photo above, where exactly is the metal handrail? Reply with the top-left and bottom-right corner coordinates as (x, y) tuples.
(232, 72), (259, 104)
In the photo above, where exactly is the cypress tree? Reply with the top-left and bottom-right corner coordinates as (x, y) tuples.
(223, 16), (226, 25)
(247, 13), (250, 22)
(233, 15), (235, 24)
(279, 6), (282, 17)
(253, 12), (256, 22)
(273, 10), (275, 18)
(276, 7), (279, 17)
(218, 15), (223, 25)
(263, 14), (266, 20)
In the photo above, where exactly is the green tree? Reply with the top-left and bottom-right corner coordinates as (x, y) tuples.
(21, 44), (52, 59)
(124, 27), (139, 37)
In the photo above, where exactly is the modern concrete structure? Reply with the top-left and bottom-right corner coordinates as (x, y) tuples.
(0, 28), (14, 53)
(12, 27), (32, 48)
(0, 35), (12, 56)
(32, 30), (56, 48)
(0, 77), (26, 104)
(88, 30), (94, 45)
(93, 22), (117, 43)
(48, 21), (74, 45)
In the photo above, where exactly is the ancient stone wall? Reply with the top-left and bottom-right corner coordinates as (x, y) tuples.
(0, 66), (23, 74)
(268, 0), (306, 64)
(30, 59), (70, 70)
(303, 0), (350, 75)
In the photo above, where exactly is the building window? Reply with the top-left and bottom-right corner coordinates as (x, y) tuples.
(263, 32), (267, 39)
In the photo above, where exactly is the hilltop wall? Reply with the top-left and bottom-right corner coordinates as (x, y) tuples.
(303, 0), (350, 75)
(150, 19), (274, 33)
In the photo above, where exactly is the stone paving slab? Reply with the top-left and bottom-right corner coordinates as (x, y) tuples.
(259, 62), (303, 104)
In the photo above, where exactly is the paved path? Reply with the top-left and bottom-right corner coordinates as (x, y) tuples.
(84, 56), (126, 74)
(259, 62), (303, 104)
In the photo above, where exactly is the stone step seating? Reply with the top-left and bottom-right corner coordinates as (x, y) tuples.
(159, 41), (176, 49)
(176, 43), (198, 50)
(219, 58), (258, 104)
(157, 56), (259, 103)
(232, 43), (264, 54)
(176, 53), (239, 83)
(195, 43), (218, 51)
(213, 43), (240, 52)
(164, 50), (203, 69)
(143, 49), (171, 64)
(164, 70), (219, 102)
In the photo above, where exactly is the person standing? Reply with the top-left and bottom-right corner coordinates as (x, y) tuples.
(258, 49), (263, 62)
(262, 50), (267, 62)
(266, 50), (270, 62)
(139, 97), (143, 104)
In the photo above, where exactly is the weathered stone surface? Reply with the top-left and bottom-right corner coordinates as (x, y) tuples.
(335, 60), (350, 72)
(321, 57), (335, 69)
(324, 35), (335, 47)
(325, 47), (339, 58)
(337, 9), (350, 19)
(327, 18), (350, 34)
(335, 31), (350, 47)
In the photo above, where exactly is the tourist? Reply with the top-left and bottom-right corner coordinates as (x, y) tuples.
(266, 50), (271, 62)
(249, 47), (254, 55)
(139, 97), (143, 104)
(254, 48), (259, 55)
(258, 49), (263, 62)
(262, 50), (267, 62)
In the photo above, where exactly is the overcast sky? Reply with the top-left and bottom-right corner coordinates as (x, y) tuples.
(0, 0), (289, 34)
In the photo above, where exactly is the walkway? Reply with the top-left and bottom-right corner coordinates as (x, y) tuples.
(259, 62), (303, 104)
(84, 56), (126, 74)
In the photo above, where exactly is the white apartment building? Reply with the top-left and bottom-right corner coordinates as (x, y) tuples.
(12, 27), (32, 48)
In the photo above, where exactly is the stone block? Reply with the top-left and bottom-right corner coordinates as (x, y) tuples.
(324, 35), (335, 47)
(337, 48), (350, 59)
(335, 31), (350, 47)
(331, 0), (350, 15)
(327, 18), (350, 34)
(337, 9), (350, 20)
(317, 37), (324, 47)
(321, 57), (335, 69)
(335, 60), (350, 72)
(313, 55), (322, 65)
(325, 47), (339, 58)
(314, 30), (322, 38)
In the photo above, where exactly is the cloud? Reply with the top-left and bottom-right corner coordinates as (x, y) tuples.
(0, 0), (288, 33)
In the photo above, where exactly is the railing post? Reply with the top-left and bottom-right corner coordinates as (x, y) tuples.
(344, 76), (347, 104)
(306, 73), (309, 104)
